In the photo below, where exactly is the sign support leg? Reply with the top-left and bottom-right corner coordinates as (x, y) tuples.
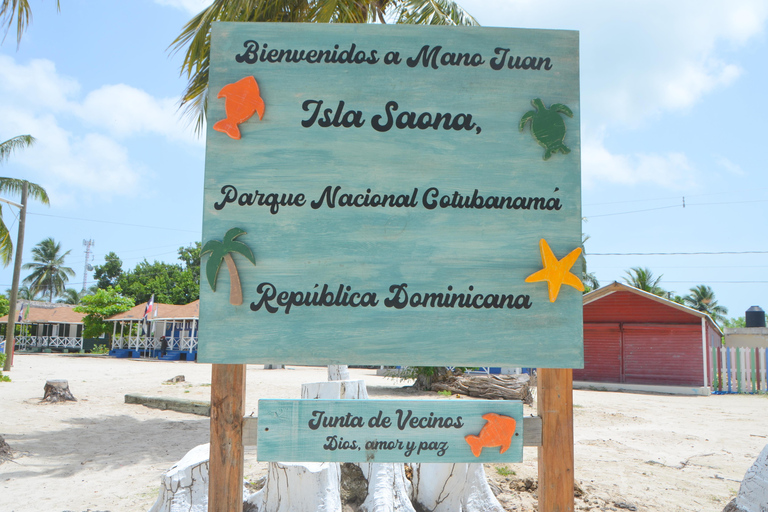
(209, 364), (246, 512)
(537, 368), (574, 512)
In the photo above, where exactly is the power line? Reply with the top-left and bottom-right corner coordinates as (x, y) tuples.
(590, 250), (768, 256)
(27, 212), (200, 234)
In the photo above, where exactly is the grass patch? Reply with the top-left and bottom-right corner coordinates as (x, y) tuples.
(496, 466), (516, 477)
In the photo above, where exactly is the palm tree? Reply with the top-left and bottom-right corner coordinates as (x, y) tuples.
(7, 284), (42, 301)
(0, 136), (51, 265)
(622, 267), (666, 297)
(580, 234), (599, 293)
(57, 288), (87, 305)
(170, 0), (478, 133)
(684, 285), (728, 325)
(202, 227), (256, 305)
(0, 0), (60, 46)
(21, 238), (75, 302)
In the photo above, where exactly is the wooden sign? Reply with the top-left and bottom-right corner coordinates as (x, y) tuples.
(257, 399), (523, 463)
(200, 24), (583, 367)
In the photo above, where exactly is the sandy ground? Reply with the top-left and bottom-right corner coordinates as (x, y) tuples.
(0, 354), (766, 512)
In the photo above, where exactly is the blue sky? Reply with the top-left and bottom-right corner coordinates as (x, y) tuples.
(1, 0), (766, 320)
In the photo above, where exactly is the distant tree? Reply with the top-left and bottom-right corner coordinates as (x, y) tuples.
(93, 251), (123, 290)
(7, 284), (42, 301)
(74, 286), (134, 339)
(118, 260), (198, 305)
(580, 235), (599, 293)
(683, 285), (728, 324)
(622, 267), (666, 297)
(177, 242), (201, 286)
(722, 317), (746, 329)
(57, 288), (88, 305)
(22, 237), (75, 302)
(0, 295), (8, 317)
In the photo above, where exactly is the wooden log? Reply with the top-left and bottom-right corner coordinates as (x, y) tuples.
(41, 379), (76, 402)
(431, 374), (533, 404)
(208, 364), (246, 512)
(537, 368), (574, 512)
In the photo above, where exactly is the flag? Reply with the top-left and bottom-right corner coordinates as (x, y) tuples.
(17, 303), (24, 322)
(143, 294), (155, 321)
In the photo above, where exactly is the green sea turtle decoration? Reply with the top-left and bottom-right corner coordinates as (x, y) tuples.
(519, 98), (574, 160)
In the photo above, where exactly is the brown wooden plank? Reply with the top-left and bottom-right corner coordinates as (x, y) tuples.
(241, 415), (543, 447)
(537, 368), (574, 512)
(209, 364), (246, 512)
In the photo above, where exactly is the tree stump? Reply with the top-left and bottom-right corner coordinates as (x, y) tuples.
(41, 379), (76, 402)
(0, 435), (13, 463)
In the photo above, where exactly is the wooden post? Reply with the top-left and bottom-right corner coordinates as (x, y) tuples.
(537, 368), (574, 512)
(209, 364), (246, 512)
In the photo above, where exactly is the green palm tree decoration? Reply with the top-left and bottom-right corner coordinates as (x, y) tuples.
(169, 0), (478, 133)
(22, 237), (75, 303)
(202, 227), (256, 305)
(683, 285), (728, 325)
(0, 136), (51, 266)
(622, 267), (666, 297)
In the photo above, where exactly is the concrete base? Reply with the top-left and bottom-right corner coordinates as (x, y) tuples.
(574, 381), (711, 396)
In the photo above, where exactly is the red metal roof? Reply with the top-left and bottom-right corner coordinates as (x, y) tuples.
(106, 300), (199, 321)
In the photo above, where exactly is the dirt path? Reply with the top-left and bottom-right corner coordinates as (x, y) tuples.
(0, 354), (765, 511)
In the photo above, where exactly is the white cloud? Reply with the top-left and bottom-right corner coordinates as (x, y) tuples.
(153, 0), (212, 15)
(582, 129), (696, 190)
(715, 156), (745, 176)
(462, 0), (768, 126)
(0, 56), (199, 199)
(78, 84), (196, 144)
(0, 55), (79, 113)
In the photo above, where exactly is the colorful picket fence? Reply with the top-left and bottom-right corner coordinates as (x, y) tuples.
(711, 346), (768, 394)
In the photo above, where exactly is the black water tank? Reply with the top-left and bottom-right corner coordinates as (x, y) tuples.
(745, 306), (766, 328)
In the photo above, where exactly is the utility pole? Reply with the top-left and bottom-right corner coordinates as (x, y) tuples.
(82, 239), (94, 292)
(4, 181), (27, 371)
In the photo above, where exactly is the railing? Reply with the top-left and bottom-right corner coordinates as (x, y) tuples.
(112, 335), (198, 352)
(712, 346), (768, 394)
(4, 335), (84, 351)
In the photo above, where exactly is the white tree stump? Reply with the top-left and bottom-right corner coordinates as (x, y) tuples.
(327, 365), (350, 381)
(41, 379), (76, 402)
(724, 443), (768, 512)
(147, 444), (213, 512)
(302, 380), (368, 400)
(357, 462), (417, 512)
(244, 461), (341, 512)
(411, 463), (504, 512)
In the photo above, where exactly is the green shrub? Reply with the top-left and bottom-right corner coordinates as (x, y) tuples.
(0, 353), (10, 382)
(90, 344), (110, 355)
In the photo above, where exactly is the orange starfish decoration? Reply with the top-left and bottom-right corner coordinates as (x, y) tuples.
(525, 239), (584, 302)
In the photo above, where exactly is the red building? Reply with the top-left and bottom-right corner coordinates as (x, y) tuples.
(576, 282), (722, 391)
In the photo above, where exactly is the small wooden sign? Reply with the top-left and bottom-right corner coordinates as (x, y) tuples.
(257, 399), (523, 463)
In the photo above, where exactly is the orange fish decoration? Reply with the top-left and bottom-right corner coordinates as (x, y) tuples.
(213, 76), (266, 140)
(465, 413), (517, 457)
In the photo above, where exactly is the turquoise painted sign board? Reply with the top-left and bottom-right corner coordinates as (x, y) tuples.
(200, 23), (583, 367)
(257, 399), (523, 463)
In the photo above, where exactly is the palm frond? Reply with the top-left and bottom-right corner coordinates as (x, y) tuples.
(170, 0), (477, 133)
(0, 135), (35, 163)
(0, 177), (50, 205)
(0, 0), (59, 47)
